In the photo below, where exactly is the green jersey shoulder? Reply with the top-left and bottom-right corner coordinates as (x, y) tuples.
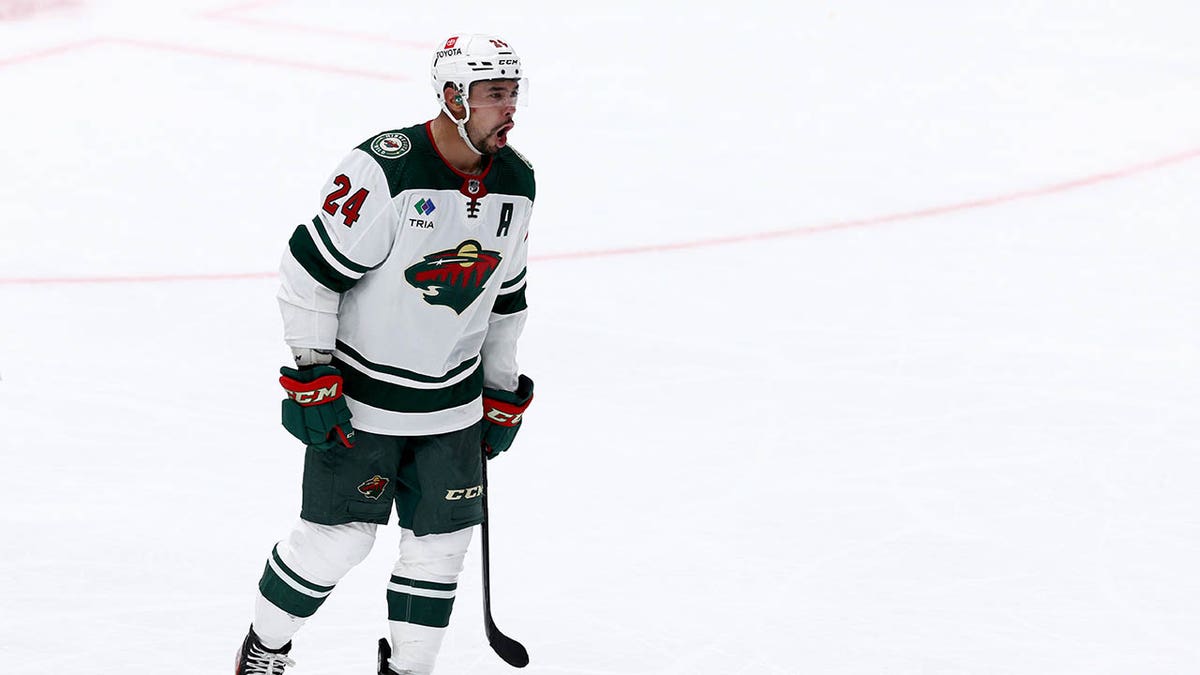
(490, 144), (536, 203)
(356, 124), (535, 202)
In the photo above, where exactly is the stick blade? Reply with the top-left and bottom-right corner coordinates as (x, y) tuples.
(486, 617), (530, 668)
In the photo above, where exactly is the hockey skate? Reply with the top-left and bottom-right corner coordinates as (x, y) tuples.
(235, 625), (295, 675)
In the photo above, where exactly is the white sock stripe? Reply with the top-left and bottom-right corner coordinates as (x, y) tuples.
(387, 582), (457, 600)
(267, 556), (334, 599)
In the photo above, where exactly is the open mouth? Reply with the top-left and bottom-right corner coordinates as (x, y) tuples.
(495, 123), (514, 146)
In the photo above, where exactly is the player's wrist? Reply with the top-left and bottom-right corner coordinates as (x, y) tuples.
(291, 347), (334, 368)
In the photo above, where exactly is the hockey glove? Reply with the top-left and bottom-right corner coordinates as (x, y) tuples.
(481, 374), (534, 460)
(279, 365), (355, 452)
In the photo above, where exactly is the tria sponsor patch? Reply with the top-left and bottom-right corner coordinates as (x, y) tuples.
(414, 198), (436, 216)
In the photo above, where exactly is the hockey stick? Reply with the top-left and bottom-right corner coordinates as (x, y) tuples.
(480, 456), (530, 668)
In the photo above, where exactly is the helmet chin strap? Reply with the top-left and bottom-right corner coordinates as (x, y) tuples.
(456, 119), (483, 156)
(442, 93), (483, 156)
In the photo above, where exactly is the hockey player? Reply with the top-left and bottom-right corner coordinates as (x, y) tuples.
(234, 34), (535, 675)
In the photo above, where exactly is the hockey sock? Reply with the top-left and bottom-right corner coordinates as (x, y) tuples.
(253, 592), (307, 650)
(387, 575), (459, 627)
(385, 528), (472, 673)
(253, 520), (378, 648)
(256, 543), (337, 630)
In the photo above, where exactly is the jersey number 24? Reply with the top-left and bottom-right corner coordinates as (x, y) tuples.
(322, 174), (370, 227)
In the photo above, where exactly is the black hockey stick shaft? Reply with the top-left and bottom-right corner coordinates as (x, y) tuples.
(481, 456), (530, 668)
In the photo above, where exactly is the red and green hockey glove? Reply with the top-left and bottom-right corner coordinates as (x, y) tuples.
(279, 365), (355, 452)
(481, 374), (534, 460)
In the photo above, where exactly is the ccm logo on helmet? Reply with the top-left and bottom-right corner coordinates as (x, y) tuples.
(445, 486), (483, 501)
(497, 59), (519, 65)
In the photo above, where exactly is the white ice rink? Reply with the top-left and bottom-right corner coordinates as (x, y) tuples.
(2, 1), (1199, 673)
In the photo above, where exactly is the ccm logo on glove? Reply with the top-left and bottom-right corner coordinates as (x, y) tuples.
(279, 365), (356, 452)
(481, 374), (534, 459)
(484, 400), (526, 426)
(283, 376), (342, 405)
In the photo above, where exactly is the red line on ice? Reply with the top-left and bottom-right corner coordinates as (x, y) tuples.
(4, 146), (1198, 286)
(201, 0), (285, 19)
(0, 272), (280, 285)
(107, 37), (410, 82)
(201, 0), (431, 48)
(211, 14), (433, 49)
(0, 38), (104, 69)
(535, 145), (1200, 261)
(0, 36), (408, 81)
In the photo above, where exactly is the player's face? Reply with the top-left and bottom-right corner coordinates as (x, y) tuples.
(465, 80), (519, 155)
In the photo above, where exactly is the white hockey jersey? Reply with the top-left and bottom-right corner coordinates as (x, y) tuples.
(277, 122), (534, 436)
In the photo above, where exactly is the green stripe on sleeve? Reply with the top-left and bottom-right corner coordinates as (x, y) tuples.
(288, 224), (358, 293)
(310, 217), (373, 274)
(500, 267), (526, 289)
(492, 286), (527, 315)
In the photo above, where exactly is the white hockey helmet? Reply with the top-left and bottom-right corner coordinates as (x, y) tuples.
(431, 34), (524, 154)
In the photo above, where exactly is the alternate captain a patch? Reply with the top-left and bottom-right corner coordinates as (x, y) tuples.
(370, 132), (411, 158)
(404, 240), (502, 314)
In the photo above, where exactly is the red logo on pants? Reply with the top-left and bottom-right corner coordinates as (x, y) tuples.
(358, 475), (389, 500)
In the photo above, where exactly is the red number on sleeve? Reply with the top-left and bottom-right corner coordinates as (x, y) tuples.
(341, 188), (369, 227)
(321, 175), (370, 227)
(322, 175), (351, 216)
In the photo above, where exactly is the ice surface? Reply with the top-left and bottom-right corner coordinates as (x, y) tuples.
(1, 1), (1199, 673)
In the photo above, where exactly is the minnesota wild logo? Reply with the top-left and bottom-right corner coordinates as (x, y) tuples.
(404, 240), (503, 314)
(357, 475), (388, 500)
